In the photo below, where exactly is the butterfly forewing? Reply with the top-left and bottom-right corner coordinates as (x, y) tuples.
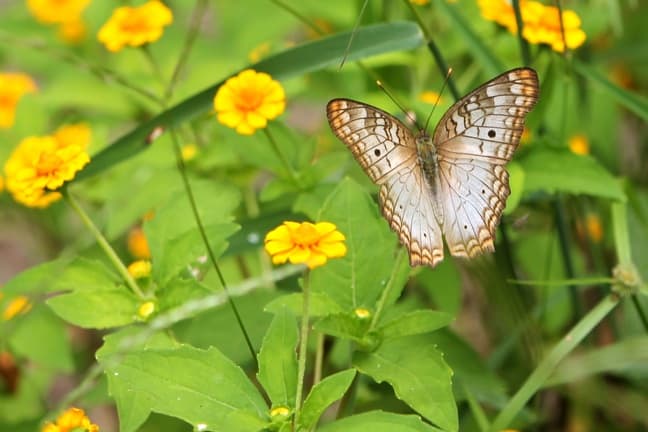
(433, 68), (539, 258)
(327, 99), (444, 266)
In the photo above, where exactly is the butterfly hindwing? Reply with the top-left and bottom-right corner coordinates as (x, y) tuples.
(433, 68), (539, 257)
(327, 99), (444, 266)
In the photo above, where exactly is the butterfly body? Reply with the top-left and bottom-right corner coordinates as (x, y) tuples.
(327, 68), (539, 267)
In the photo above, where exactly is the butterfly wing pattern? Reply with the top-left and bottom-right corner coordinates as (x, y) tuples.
(433, 68), (539, 258)
(327, 68), (539, 267)
(326, 99), (445, 266)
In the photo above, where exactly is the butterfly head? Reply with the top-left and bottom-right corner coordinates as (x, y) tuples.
(415, 130), (434, 150)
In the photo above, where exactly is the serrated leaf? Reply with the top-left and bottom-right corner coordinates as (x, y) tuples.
(299, 369), (356, 430)
(314, 313), (370, 343)
(521, 148), (625, 201)
(379, 310), (453, 340)
(144, 180), (241, 284)
(257, 308), (298, 408)
(103, 346), (268, 432)
(318, 410), (445, 432)
(353, 335), (457, 432)
(311, 178), (399, 310)
(264, 292), (343, 317)
(45, 258), (136, 329)
(47, 288), (138, 329)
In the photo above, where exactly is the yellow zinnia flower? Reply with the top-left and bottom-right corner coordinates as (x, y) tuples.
(419, 90), (443, 105)
(0, 73), (37, 129)
(27, 0), (90, 24)
(97, 1), (173, 53)
(137, 301), (156, 319)
(127, 260), (152, 279)
(42, 407), (99, 432)
(58, 19), (87, 44)
(3, 123), (91, 208)
(264, 221), (347, 269)
(213, 69), (286, 135)
(568, 134), (589, 155)
(478, 0), (586, 52)
(127, 226), (152, 259)
(3, 296), (32, 321)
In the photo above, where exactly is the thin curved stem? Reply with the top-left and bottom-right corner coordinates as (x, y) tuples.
(490, 293), (620, 431)
(168, 129), (257, 364)
(294, 271), (312, 425)
(64, 190), (145, 299)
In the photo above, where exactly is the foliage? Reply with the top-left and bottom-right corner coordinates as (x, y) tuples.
(1, 1), (647, 432)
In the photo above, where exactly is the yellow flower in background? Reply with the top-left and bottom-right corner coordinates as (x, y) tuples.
(585, 213), (603, 243)
(214, 69), (286, 135)
(520, 127), (532, 145)
(478, 0), (586, 52)
(127, 260), (152, 279)
(4, 123), (91, 208)
(181, 143), (198, 161)
(354, 307), (371, 319)
(128, 226), (151, 259)
(0, 175), (4, 193)
(3, 295), (32, 320)
(410, 0), (430, 4)
(0, 72), (37, 129)
(568, 134), (589, 155)
(264, 221), (347, 269)
(27, 0), (90, 24)
(98, 1), (173, 52)
(419, 90), (443, 105)
(248, 42), (271, 63)
(58, 19), (87, 44)
(137, 301), (156, 319)
(42, 407), (99, 432)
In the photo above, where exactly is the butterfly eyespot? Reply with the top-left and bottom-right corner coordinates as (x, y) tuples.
(481, 189), (486, 194)
(374, 149), (381, 157)
(463, 225), (468, 229)
(488, 130), (496, 138)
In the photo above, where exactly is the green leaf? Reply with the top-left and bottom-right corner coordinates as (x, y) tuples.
(144, 179), (241, 285)
(546, 336), (648, 386)
(318, 410), (445, 432)
(75, 22), (424, 181)
(299, 369), (356, 431)
(310, 178), (400, 311)
(257, 308), (298, 408)
(314, 313), (370, 343)
(353, 335), (457, 432)
(0, 259), (70, 297)
(521, 147), (625, 201)
(104, 346), (268, 432)
(264, 292), (343, 317)
(45, 258), (137, 329)
(379, 310), (454, 340)
(504, 161), (524, 215)
(9, 305), (74, 372)
(573, 59), (648, 121)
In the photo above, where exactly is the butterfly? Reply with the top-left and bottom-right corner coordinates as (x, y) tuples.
(326, 68), (539, 267)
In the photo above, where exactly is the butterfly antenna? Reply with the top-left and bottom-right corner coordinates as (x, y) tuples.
(339, 0), (369, 70)
(423, 68), (453, 132)
(376, 80), (420, 128)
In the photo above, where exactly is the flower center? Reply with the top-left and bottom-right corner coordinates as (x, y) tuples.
(234, 87), (264, 112)
(120, 14), (149, 33)
(292, 224), (320, 247)
(36, 152), (63, 176)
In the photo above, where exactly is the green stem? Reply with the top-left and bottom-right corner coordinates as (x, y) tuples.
(511, 0), (531, 65)
(462, 381), (490, 432)
(168, 130), (257, 364)
(141, 45), (167, 89)
(295, 271), (312, 424)
(489, 294), (620, 431)
(263, 127), (298, 182)
(313, 332), (325, 386)
(403, 0), (460, 101)
(552, 196), (582, 318)
(370, 247), (407, 331)
(163, 0), (208, 104)
(64, 190), (145, 299)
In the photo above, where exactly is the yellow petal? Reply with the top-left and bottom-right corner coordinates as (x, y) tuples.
(306, 251), (328, 269)
(288, 247), (310, 264)
(317, 242), (347, 258)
